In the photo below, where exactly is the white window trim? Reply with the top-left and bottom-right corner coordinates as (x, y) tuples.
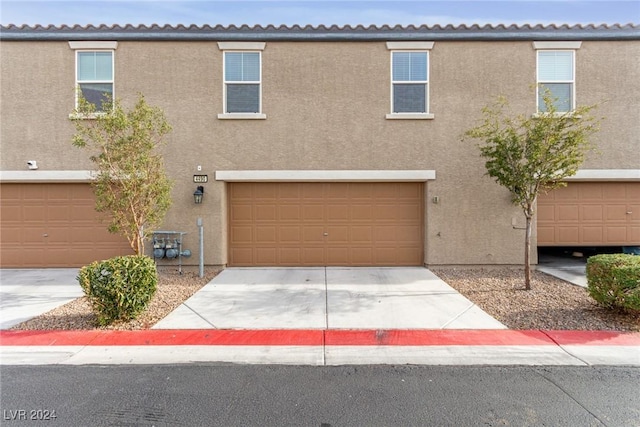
(215, 170), (436, 182)
(73, 49), (115, 112)
(217, 42), (265, 51)
(69, 41), (118, 50)
(532, 41), (582, 50)
(534, 41), (581, 113)
(218, 42), (266, 120)
(388, 50), (432, 119)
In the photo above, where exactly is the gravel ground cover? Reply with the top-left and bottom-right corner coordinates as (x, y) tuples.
(433, 268), (639, 332)
(9, 267), (639, 331)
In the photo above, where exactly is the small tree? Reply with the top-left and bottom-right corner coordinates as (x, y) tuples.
(72, 93), (173, 255)
(463, 92), (600, 290)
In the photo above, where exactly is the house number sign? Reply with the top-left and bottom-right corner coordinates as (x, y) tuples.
(193, 175), (208, 183)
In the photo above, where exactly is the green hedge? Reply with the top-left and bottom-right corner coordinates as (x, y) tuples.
(77, 255), (158, 326)
(586, 254), (640, 312)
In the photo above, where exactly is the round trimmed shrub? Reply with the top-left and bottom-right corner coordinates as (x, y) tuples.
(77, 255), (158, 326)
(586, 254), (640, 312)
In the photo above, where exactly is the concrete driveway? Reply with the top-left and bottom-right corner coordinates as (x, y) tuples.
(0, 269), (82, 329)
(154, 267), (506, 330)
(536, 254), (588, 287)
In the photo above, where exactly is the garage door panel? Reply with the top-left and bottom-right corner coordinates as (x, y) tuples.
(397, 204), (422, 221)
(303, 226), (325, 243)
(231, 204), (253, 221)
(256, 248), (277, 264)
(255, 204), (276, 221)
(24, 208), (47, 221)
(537, 227), (555, 243)
(351, 226), (372, 242)
(558, 205), (579, 221)
(605, 227), (628, 243)
(348, 248), (373, 265)
(581, 227), (603, 243)
(349, 205), (372, 221)
(537, 182), (640, 246)
(277, 183), (301, 199)
(303, 205), (324, 221)
(558, 227), (580, 243)
(231, 226), (252, 243)
(537, 205), (555, 222)
(326, 205), (349, 221)
(279, 226), (301, 242)
(581, 206), (603, 221)
(228, 182), (424, 266)
(278, 205), (300, 220)
(326, 247), (350, 265)
(279, 248), (302, 264)
(605, 205), (629, 221)
(255, 226), (276, 243)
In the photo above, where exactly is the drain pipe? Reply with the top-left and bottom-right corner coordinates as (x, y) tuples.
(197, 217), (204, 278)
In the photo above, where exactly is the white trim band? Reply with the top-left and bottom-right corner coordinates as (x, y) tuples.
(0, 170), (95, 182)
(386, 113), (435, 120)
(217, 113), (267, 120)
(564, 169), (640, 181)
(217, 42), (266, 51)
(386, 42), (435, 50)
(69, 41), (118, 50)
(215, 170), (436, 182)
(532, 41), (582, 49)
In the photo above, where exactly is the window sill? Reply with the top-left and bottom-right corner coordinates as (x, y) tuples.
(532, 112), (581, 119)
(68, 112), (107, 120)
(386, 113), (435, 120)
(217, 113), (267, 120)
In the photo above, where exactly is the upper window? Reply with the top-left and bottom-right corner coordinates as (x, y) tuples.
(534, 41), (581, 113)
(217, 42), (266, 119)
(392, 52), (428, 113)
(69, 41), (117, 112)
(224, 52), (261, 113)
(537, 51), (574, 112)
(76, 51), (114, 110)
(386, 42), (434, 119)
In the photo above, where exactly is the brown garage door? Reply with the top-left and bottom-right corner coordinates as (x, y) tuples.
(537, 182), (640, 246)
(0, 183), (133, 267)
(228, 182), (424, 266)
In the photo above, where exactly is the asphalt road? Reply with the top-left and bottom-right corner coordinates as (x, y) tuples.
(1, 365), (639, 426)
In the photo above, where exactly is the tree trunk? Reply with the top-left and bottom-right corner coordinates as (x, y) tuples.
(524, 214), (532, 290)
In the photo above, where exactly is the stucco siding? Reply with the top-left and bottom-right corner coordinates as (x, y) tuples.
(1, 36), (638, 266)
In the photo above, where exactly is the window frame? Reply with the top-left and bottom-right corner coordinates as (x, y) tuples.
(385, 41), (434, 120)
(217, 42), (266, 120)
(533, 41), (582, 114)
(75, 49), (115, 111)
(68, 41), (118, 116)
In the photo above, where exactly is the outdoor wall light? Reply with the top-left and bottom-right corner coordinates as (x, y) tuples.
(194, 186), (204, 204)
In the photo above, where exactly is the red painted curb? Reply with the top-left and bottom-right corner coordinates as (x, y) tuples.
(1, 330), (639, 347)
(543, 330), (640, 346)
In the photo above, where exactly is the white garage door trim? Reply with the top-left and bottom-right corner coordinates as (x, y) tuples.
(564, 169), (640, 182)
(216, 170), (436, 182)
(0, 170), (95, 183)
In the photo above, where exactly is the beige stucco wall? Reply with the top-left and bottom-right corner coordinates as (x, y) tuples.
(1, 39), (638, 266)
